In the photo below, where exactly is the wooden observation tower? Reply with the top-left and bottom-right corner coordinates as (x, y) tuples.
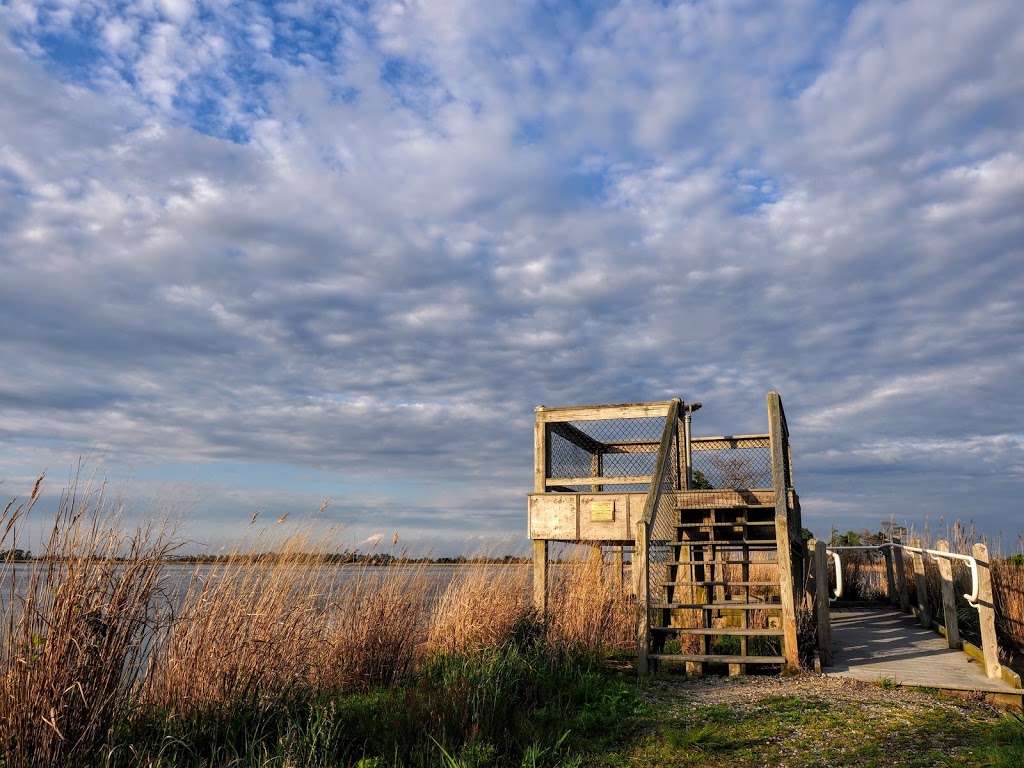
(528, 392), (803, 673)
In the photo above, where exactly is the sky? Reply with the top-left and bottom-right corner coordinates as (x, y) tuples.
(0, 0), (1022, 554)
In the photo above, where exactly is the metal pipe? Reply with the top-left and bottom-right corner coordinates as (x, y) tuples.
(824, 543), (981, 608)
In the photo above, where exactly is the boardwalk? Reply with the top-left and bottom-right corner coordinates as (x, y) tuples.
(824, 606), (1021, 699)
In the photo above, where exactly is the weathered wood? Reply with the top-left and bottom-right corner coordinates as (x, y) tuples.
(690, 434), (771, 449)
(634, 520), (649, 675)
(641, 398), (682, 525)
(883, 546), (897, 606)
(532, 539), (548, 616)
(813, 540), (832, 665)
(614, 546), (625, 593)
(549, 421), (603, 454)
(935, 539), (961, 650)
(767, 391), (799, 672)
(826, 606), (1020, 696)
(533, 411), (547, 494)
(972, 542), (1001, 680)
(546, 475), (651, 487)
(910, 537), (932, 628)
(528, 494), (578, 539)
(893, 538), (911, 613)
(537, 401), (674, 423)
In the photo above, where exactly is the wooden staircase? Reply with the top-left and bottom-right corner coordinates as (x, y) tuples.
(648, 503), (787, 672)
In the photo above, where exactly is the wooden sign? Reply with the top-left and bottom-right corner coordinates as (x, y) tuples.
(590, 500), (614, 522)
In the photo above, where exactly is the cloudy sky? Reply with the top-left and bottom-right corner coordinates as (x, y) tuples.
(1, 0), (1022, 552)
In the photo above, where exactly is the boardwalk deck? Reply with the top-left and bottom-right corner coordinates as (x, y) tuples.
(824, 606), (1021, 699)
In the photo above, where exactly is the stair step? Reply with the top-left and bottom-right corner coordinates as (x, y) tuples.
(650, 627), (784, 637)
(676, 521), (775, 527)
(674, 504), (774, 509)
(670, 559), (777, 565)
(668, 540), (777, 548)
(649, 653), (786, 665)
(660, 580), (778, 587)
(651, 601), (782, 610)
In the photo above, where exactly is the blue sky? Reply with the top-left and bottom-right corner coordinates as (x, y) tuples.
(0, 0), (1022, 553)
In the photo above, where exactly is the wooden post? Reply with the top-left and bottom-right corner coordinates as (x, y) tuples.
(634, 520), (649, 675)
(893, 538), (911, 613)
(767, 391), (800, 672)
(883, 546), (897, 605)
(813, 540), (832, 665)
(614, 546), (625, 593)
(935, 539), (961, 649)
(910, 537), (931, 628)
(532, 539), (548, 616)
(972, 542), (1001, 680)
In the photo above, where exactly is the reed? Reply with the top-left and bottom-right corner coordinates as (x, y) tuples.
(0, 475), (176, 768)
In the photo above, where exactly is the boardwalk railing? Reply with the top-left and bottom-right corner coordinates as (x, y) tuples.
(821, 540), (1006, 683)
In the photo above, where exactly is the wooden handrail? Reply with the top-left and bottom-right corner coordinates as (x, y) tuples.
(642, 398), (682, 525)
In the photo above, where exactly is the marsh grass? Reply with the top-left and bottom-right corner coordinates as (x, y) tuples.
(0, 477), (638, 767)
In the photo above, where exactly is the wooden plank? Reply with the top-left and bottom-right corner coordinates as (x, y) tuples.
(910, 537), (932, 628)
(893, 538), (911, 612)
(604, 441), (659, 454)
(528, 494), (578, 539)
(634, 519), (649, 675)
(813, 540), (832, 665)
(533, 410), (547, 493)
(669, 488), (779, 508)
(649, 653), (785, 664)
(546, 475), (651, 487)
(532, 539), (548, 615)
(691, 435), (771, 449)
(972, 542), (1002, 679)
(935, 539), (961, 650)
(536, 401), (674, 422)
(549, 420), (603, 454)
(579, 494), (629, 540)
(883, 546), (897, 606)
(768, 391), (799, 672)
(825, 606), (1019, 695)
(651, 627), (783, 637)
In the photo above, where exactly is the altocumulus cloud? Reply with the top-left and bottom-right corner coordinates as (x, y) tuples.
(0, 0), (1022, 552)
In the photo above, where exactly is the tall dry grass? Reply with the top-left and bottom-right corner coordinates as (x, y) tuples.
(1, 477), (637, 767)
(0, 475), (176, 768)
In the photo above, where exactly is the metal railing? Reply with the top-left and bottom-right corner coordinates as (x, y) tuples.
(825, 543), (980, 607)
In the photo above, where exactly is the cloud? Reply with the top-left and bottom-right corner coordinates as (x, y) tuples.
(0, 0), (1022, 549)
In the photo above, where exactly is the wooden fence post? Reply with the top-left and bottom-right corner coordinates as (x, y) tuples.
(935, 539), (961, 649)
(910, 537), (932, 628)
(971, 542), (1001, 680)
(813, 540), (832, 665)
(883, 546), (897, 606)
(768, 392), (800, 672)
(532, 539), (548, 616)
(614, 546), (625, 593)
(893, 538), (911, 612)
(634, 521), (649, 675)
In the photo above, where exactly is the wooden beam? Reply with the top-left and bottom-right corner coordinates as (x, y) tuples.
(634, 520), (649, 675)
(883, 546), (897, 606)
(893, 537), (911, 612)
(768, 391), (800, 672)
(532, 539), (548, 616)
(691, 435), (771, 449)
(604, 441), (659, 454)
(533, 410), (547, 494)
(972, 542), (1002, 680)
(910, 537), (932, 628)
(549, 421), (603, 454)
(546, 475), (651, 487)
(935, 539), (961, 650)
(812, 539), (832, 665)
(536, 401), (674, 423)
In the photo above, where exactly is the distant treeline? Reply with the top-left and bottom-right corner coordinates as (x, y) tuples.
(3, 549), (530, 565)
(165, 552), (531, 565)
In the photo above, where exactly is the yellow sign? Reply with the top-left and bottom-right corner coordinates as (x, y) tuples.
(590, 500), (615, 523)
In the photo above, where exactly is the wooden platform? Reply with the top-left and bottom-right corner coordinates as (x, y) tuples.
(824, 606), (1021, 699)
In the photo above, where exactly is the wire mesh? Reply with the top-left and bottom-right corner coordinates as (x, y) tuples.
(546, 415), (667, 492)
(690, 437), (772, 489)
